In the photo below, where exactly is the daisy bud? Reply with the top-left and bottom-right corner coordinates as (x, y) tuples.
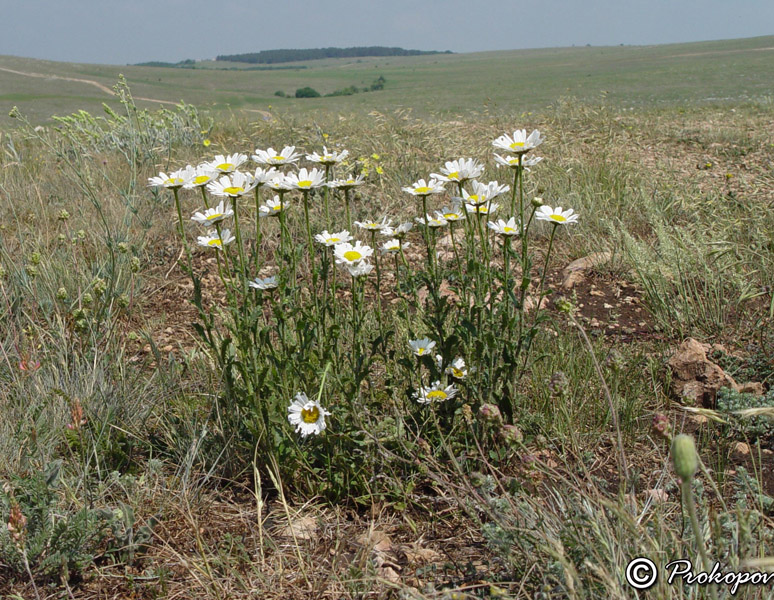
(58, 209), (71, 221)
(671, 434), (698, 482)
(56, 287), (68, 301)
(531, 196), (544, 207)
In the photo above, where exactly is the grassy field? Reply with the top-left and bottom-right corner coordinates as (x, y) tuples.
(1, 36), (774, 599)
(1, 35), (774, 125)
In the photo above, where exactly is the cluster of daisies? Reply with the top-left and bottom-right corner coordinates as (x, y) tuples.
(149, 128), (580, 439)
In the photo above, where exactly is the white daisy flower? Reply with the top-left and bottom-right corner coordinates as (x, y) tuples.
(252, 166), (281, 186)
(207, 171), (257, 198)
(342, 261), (374, 278)
(380, 238), (408, 254)
(306, 146), (349, 166)
(382, 222), (413, 238)
(409, 337), (436, 357)
(487, 217), (521, 236)
(465, 203), (499, 216)
(333, 241), (373, 265)
(492, 129), (544, 154)
(436, 205), (466, 222)
(445, 357), (468, 380)
(202, 153), (248, 174)
(148, 166), (194, 189)
(354, 217), (392, 232)
(315, 230), (353, 246)
(402, 178), (445, 197)
(431, 158), (484, 183)
(282, 167), (326, 191)
(252, 146), (301, 166)
(197, 228), (235, 250)
(458, 180), (510, 206)
(535, 205), (579, 226)
(184, 165), (218, 189)
(413, 381), (459, 404)
(258, 196), (286, 218)
(493, 154), (544, 169)
(287, 392), (330, 437)
(264, 177), (289, 193)
(191, 200), (234, 226)
(327, 174), (365, 189)
(416, 214), (448, 228)
(249, 276), (278, 290)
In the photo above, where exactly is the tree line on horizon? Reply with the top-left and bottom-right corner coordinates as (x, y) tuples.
(216, 46), (452, 64)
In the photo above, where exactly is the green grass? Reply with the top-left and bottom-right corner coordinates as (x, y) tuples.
(2, 35), (774, 126)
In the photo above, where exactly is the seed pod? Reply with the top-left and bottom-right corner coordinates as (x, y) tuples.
(671, 434), (698, 481)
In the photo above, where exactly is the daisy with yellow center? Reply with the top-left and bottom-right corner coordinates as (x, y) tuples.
(184, 165), (218, 189)
(327, 174), (365, 189)
(437, 205), (466, 222)
(493, 154), (544, 170)
(203, 153), (248, 174)
(445, 357), (468, 380)
(381, 222), (413, 239)
(287, 392), (330, 437)
(380, 238), (409, 254)
(252, 146), (301, 166)
(409, 337), (436, 357)
(492, 129), (544, 155)
(354, 217), (392, 232)
(315, 230), (353, 246)
(333, 241), (374, 265)
(402, 178), (445, 197)
(431, 158), (484, 183)
(148, 166), (194, 189)
(306, 146), (349, 166)
(487, 217), (521, 236)
(252, 166), (281, 186)
(281, 167), (326, 191)
(196, 229), (235, 250)
(258, 196), (286, 218)
(414, 381), (459, 404)
(416, 214), (448, 228)
(206, 171), (258, 198)
(465, 202), (499, 216)
(342, 261), (374, 278)
(191, 200), (234, 226)
(535, 205), (579, 225)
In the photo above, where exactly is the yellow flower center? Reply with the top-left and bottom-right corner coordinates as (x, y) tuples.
(323, 155), (333, 161)
(468, 194), (479, 203)
(444, 213), (458, 220)
(452, 368), (465, 378)
(346, 179), (355, 184)
(510, 141), (525, 150)
(343, 250), (362, 262)
(206, 213), (224, 221)
(550, 214), (567, 222)
(417, 348), (426, 355)
(272, 156), (286, 161)
(223, 186), (244, 195)
(414, 186), (431, 194)
(503, 226), (515, 233)
(216, 162), (234, 171)
(509, 158), (519, 165)
(194, 175), (211, 185)
(328, 237), (340, 243)
(301, 406), (320, 423)
(446, 171), (460, 180)
(207, 239), (222, 247)
(297, 180), (313, 188)
(166, 178), (184, 186)
(427, 390), (448, 401)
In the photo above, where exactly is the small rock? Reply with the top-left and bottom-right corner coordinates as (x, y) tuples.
(732, 442), (751, 460)
(739, 382), (765, 397)
(668, 338), (738, 406)
(162, 345), (174, 353)
(561, 252), (612, 289)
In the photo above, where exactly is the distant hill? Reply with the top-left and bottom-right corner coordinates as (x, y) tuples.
(216, 46), (452, 64)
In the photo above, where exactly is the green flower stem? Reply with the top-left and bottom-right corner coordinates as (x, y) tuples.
(344, 188), (352, 231)
(370, 230), (384, 333)
(253, 186), (263, 269)
(509, 166), (519, 216)
(230, 194), (249, 293)
(199, 186), (210, 209)
(682, 481), (719, 600)
(172, 188), (193, 270)
(503, 236), (512, 326)
(449, 222), (466, 303)
(323, 165), (332, 228)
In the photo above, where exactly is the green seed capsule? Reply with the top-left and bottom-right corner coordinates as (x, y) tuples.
(671, 434), (698, 481)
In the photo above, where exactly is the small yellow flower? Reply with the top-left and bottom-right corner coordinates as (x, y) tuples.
(376, 166), (384, 175)
(203, 139), (211, 147)
(323, 133), (329, 139)
(371, 153), (380, 160)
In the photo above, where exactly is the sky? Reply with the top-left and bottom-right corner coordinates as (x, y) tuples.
(1, 0), (772, 65)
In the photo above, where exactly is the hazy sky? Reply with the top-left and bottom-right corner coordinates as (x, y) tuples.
(1, 0), (772, 64)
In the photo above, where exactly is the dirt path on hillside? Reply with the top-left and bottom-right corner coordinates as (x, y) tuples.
(0, 65), (179, 106)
